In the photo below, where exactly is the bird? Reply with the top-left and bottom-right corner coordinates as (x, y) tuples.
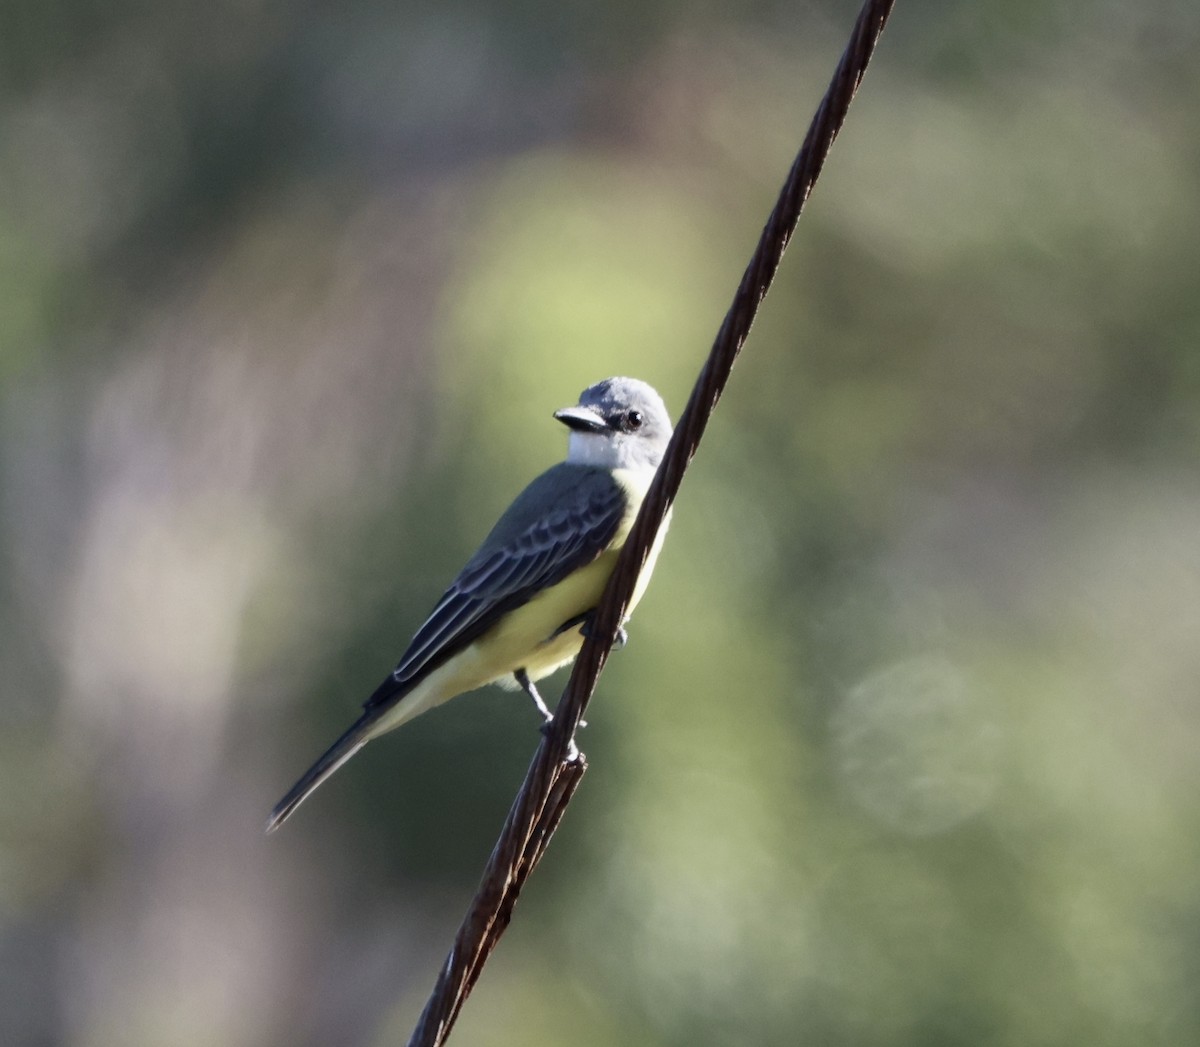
(267, 377), (673, 832)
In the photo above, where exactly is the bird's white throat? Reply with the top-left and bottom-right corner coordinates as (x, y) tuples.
(566, 431), (633, 469)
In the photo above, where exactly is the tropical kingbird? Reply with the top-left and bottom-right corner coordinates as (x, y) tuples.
(267, 377), (673, 831)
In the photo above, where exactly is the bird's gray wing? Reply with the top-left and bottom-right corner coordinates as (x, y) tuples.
(362, 465), (626, 710)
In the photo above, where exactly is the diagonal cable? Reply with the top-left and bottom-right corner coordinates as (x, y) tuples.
(408, 2), (897, 1042)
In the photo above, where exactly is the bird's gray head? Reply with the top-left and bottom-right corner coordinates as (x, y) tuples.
(554, 377), (673, 471)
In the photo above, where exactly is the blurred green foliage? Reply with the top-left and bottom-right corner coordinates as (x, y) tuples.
(3, 1), (1200, 1045)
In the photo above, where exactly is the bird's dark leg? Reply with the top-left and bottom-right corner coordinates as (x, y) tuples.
(515, 668), (553, 723)
(554, 610), (628, 649)
(516, 668), (583, 759)
(550, 611), (589, 640)
(583, 615), (628, 649)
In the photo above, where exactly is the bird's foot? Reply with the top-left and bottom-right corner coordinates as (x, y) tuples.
(578, 613), (628, 650)
(517, 668), (588, 730)
(539, 718), (582, 762)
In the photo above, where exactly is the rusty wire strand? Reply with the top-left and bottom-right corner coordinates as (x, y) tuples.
(408, 1), (896, 1042)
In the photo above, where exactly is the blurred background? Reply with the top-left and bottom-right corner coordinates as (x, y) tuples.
(3, 0), (1200, 1044)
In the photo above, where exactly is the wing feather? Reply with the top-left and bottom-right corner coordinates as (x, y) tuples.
(363, 466), (626, 710)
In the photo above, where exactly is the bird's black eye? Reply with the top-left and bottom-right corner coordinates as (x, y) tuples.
(625, 410), (644, 431)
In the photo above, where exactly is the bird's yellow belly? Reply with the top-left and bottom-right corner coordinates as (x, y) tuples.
(365, 469), (670, 740)
(476, 547), (617, 686)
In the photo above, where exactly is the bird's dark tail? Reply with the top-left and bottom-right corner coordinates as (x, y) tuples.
(266, 712), (375, 833)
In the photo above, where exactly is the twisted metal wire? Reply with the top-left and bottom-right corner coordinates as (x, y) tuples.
(409, 1), (897, 1042)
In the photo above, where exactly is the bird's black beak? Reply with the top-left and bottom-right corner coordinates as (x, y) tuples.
(554, 405), (608, 433)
